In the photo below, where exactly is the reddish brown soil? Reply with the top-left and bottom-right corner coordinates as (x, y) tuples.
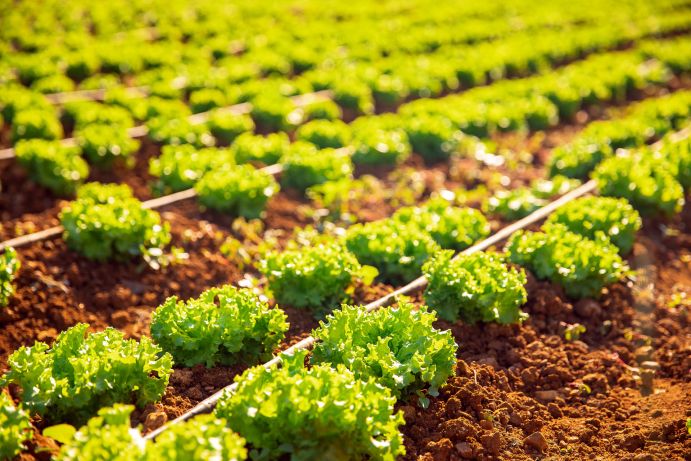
(2, 88), (690, 459)
(398, 200), (691, 461)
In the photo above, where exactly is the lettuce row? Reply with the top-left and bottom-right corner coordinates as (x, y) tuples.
(549, 90), (691, 178)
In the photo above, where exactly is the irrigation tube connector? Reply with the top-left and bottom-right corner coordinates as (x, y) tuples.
(0, 90), (333, 161)
(142, 178), (598, 441)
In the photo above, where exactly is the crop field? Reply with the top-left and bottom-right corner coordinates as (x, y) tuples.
(1, 0), (690, 459)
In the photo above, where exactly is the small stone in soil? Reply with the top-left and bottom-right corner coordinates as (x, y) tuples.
(480, 419), (494, 430)
(524, 431), (548, 452)
(144, 411), (167, 432)
(535, 390), (559, 401)
(509, 412), (523, 426)
(455, 442), (473, 458)
(574, 298), (601, 317)
(481, 432), (502, 456)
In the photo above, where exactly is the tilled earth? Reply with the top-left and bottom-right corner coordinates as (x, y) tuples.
(2, 92), (690, 459)
(399, 206), (691, 460)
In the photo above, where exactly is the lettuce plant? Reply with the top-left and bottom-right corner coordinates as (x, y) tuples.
(484, 176), (581, 220)
(281, 142), (353, 191)
(54, 404), (144, 461)
(150, 285), (287, 367)
(404, 114), (463, 162)
(138, 97), (190, 122)
(146, 117), (215, 147)
(423, 250), (528, 323)
(65, 51), (101, 81)
(148, 414), (247, 461)
(312, 301), (457, 398)
(593, 152), (684, 217)
(32, 74), (75, 93)
(295, 119), (352, 149)
(0, 393), (32, 460)
(76, 123), (140, 168)
(208, 111), (255, 144)
(351, 123), (412, 166)
(371, 73), (409, 106)
(59, 183), (171, 262)
(67, 103), (134, 130)
(189, 88), (228, 113)
(663, 137), (691, 189)
(54, 405), (247, 461)
(15, 139), (89, 196)
(1, 323), (173, 424)
(250, 94), (301, 131)
(507, 223), (629, 299)
(0, 86), (51, 123)
(230, 132), (289, 165)
(393, 198), (490, 250)
(149, 145), (233, 193)
(548, 136), (613, 179)
(260, 242), (375, 313)
(215, 350), (404, 461)
(331, 79), (375, 115)
(11, 109), (63, 142)
(345, 219), (441, 283)
(0, 247), (20, 308)
(195, 164), (279, 218)
(546, 196), (641, 254)
(302, 99), (342, 121)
